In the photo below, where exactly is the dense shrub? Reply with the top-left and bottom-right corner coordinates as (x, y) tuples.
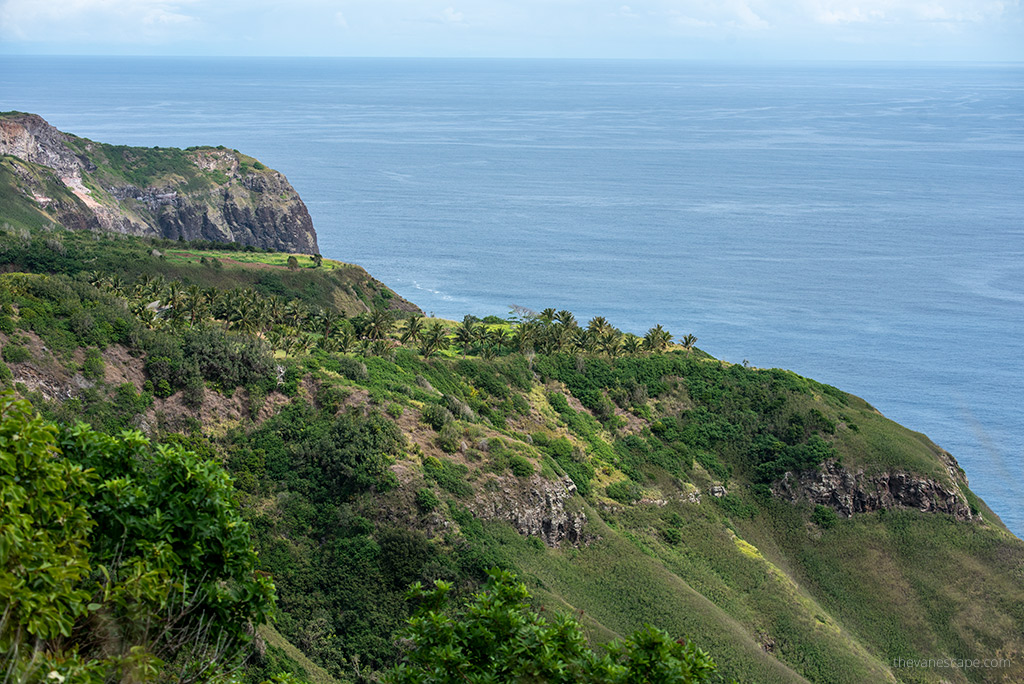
(0, 392), (274, 683)
(423, 456), (471, 497)
(2, 344), (30, 363)
(438, 423), (462, 454)
(82, 348), (105, 381)
(606, 480), (643, 504)
(812, 504), (839, 529)
(387, 569), (720, 683)
(335, 355), (369, 382)
(509, 455), (534, 477)
(415, 487), (440, 512)
(421, 403), (454, 431)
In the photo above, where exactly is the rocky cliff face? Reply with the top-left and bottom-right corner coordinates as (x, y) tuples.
(773, 458), (974, 521)
(0, 113), (318, 253)
(469, 474), (587, 547)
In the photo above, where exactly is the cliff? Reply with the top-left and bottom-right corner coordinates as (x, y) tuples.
(0, 112), (318, 253)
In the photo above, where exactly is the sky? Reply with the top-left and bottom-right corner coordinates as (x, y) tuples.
(0, 0), (1021, 61)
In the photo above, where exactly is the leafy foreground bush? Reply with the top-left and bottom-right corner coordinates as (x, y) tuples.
(387, 568), (724, 684)
(0, 391), (275, 683)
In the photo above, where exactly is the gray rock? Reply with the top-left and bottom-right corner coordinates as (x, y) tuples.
(772, 459), (973, 521)
(468, 474), (587, 547)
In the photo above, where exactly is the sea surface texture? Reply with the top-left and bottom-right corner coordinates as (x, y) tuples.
(2, 57), (1021, 536)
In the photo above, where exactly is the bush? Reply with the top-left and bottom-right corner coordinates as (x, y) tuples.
(415, 487), (440, 513)
(387, 569), (720, 683)
(509, 455), (534, 477)
(82, 348), (105, 381)
(812, 504), (839, 529)
(0, 391), (275, 683)
(2, 344), (30, 363)
(315, 383), (348, 414)
(423, 456), (471, 497)
(421, 403), (454, 431)
(715, 493), (758, 520)
(387, 403), (404, 419)
(444, 394), (474, 422)
(438, 423), (462, 454)
(336, 356), (369, 383)
(662, 527), (683, 545)
(606, 480), (643, 504)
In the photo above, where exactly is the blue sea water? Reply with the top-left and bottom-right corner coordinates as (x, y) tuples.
(2, 57), (1022, 536)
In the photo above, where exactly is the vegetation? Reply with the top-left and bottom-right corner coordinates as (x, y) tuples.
(0, 391), (274, 683)
(2, 209), (1023, 684)
(388, 568), (721, 683)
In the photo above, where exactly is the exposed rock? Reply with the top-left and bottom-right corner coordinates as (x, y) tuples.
(773, 459), (973, 521)
(677, 487), (702, 505)
(468, 474), (587, 547)
(709, 485), (728, 498)
(0, 112), (318, 253)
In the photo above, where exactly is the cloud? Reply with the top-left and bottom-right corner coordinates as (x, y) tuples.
(1, 0), (200, 42)
(0, 0), (1020, 58)
(442, 6), (465, 24)
(804, 0), (1011, 25)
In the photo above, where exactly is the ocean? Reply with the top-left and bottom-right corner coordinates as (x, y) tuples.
(2, 56), (1021, 536)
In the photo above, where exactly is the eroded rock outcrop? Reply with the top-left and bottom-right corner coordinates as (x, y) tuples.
(0, 113), (317, 253)
(773, 459), (974, 521)
(469, 474), (587, 547)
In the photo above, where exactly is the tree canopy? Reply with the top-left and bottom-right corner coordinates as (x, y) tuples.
(0, 391), (275, 683)
(387, 568), (721, 684)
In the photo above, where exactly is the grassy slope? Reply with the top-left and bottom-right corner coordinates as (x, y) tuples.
(258, 624), (339, 684)
(0, 155), (88, 231)
(2, 222), (1023, 684)
(0, 225), (417, 316)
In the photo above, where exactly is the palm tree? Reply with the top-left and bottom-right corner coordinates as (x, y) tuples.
(267, 295), (287, 328)
(555, 309), (577, 328)
(366, 307), (394, 341)
(335, 327), (358, 354)
(104, 274), (125, 297)
(400, 315), (425, 345)
(182, 284), (207, 327)
(316, 308), (340, 341)
(643, 324), (672, 352)
(681, 334), (698, 350)
(419, 322), (450, 358)
(285, 300), (309, 330)
(454, 318), (478, 357)
(570, 328), (593, 353)
(622, 334), (643, 355)
(599, 330), (622, 358)
(366, 338), (396, 359)
(511, 323), (537, 354)
(587, 316), (611, 336)
(489, 327), (510, 355)
(538, 308), (556, 326)
(162, 280), (183, 310)
(290, 333), (315, 356)
(135, 306), (158, 330)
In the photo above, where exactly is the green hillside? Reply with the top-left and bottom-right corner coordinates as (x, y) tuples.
(1, 220), (1022, 683)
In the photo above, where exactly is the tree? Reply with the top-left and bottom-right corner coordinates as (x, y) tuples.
(0, 391), (275, 683)
(682, 334), (698, 350)
(400, 315), (425, 345)
(419, 322), (450, 358)
(643, 324), (672, 353)
(387, 569), (720, 684)
(286, 255), (299, 271)
(455, 316), (479, 357)
(311, 253), (323, 268)
(366, 306), (395, 341)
